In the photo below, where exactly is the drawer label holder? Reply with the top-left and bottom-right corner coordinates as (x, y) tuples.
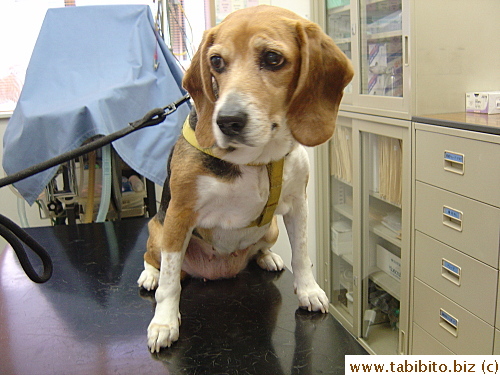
(443, 206), (463, 232)
(444, 151), (465, 175)
(440, 308), (459, 336)
(442, 258), (461, 285)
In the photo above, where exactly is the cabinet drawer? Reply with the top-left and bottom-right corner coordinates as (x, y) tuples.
(415, 181), (500, 267)
(416, 130), (500, 207)
(412, 323), (454, 355)
(413, 279), (494, 354)
(497, 277), (500, 328)
(495, 330), (500, 355)
(415, 231), (498, 325)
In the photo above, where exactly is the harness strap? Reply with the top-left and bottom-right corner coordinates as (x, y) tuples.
(182, 119), (284, 228)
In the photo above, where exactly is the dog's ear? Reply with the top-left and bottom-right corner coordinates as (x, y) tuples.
(182, 29), (217, 148)
(287, 21), (354, 147)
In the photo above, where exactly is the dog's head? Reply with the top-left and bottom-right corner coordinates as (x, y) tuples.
(183, 5), (353, 163)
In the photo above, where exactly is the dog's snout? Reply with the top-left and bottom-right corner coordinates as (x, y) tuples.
(217, 113), (247, 136)
(216, 106), (248, 136)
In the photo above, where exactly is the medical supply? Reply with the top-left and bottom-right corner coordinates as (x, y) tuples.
(466, 91), (500, 114)
(376, 245), (401, 281)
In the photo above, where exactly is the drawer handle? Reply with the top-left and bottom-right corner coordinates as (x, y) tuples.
(444, 151), (465, 175)
(443, 206), (463, 232)
(441, 259), (461, 286)
(439, 308), (459, 337)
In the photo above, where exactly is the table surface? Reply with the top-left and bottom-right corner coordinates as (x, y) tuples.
(0, 218), (366, 375)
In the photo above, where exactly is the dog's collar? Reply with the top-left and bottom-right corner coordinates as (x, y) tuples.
(182, 118), (284, 228)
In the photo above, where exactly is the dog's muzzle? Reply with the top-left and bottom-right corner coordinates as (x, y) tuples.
(216, 96), (248, 137)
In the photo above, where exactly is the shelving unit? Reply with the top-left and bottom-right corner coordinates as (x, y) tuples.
(313, 0), (499, 355)
(320, 114), (410, 355)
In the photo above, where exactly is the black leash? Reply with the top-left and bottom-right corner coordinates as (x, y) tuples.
(0, 93), (190, 283)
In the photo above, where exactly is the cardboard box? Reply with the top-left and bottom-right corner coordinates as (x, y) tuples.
(331, 221), (353, 256)
(376, 245), (401, 281)
(466, 91), (500, 114)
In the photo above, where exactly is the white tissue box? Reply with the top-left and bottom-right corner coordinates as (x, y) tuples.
(466, 91), (500, 114)
(331, 221), (353, 256)
(376, 245), (401, 281)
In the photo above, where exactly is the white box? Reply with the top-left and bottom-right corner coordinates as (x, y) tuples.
(376, 245), (401, 281)
(331, 221), (353, 256)
(466, 91), (500, 114)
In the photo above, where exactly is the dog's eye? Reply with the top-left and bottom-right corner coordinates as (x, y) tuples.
(210, 55), (225, 73)
(261, 51), (285, 70)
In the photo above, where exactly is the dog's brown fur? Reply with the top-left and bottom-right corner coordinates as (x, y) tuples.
(138, 5), (354, 352)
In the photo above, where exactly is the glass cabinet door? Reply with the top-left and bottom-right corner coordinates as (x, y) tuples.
(329, 124), (355, 327)
(359, 129), (404, 354)
(359, 0), (403, 97)
(326, 0), (353, 95)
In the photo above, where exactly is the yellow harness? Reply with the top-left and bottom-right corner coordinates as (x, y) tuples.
(182, 119), (284, 228)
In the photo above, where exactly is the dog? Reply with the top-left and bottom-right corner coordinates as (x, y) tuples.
(137, 5), (353, 353)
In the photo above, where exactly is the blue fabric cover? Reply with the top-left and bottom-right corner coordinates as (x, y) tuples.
(3, 5), (190, 205)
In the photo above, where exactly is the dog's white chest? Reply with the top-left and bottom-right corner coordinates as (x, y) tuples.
(195, 166), (269, 230)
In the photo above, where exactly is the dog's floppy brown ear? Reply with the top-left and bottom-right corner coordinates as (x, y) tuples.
(287, 21), (354, 147)
(182, 29), (217, 148)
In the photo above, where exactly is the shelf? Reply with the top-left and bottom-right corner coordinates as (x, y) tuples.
(371, 191), (402, 208)
(328, 4), (350, 14)
(366, 29), (402, 41)
(333, 203), (353, 220)
(332, 175), (352, 186)
(341, 252), (354, 266)
(338, 302), (353, 316)
(365, 0), (401, 9)
(370, 270), (400, 300)
(333, 207), (401, 246)
(334, 37), (352, 45)
(361, 323), (399, 355)
(371, 221), (401, 247)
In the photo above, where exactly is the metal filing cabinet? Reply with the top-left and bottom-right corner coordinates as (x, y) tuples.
(410, 115), (500, 354)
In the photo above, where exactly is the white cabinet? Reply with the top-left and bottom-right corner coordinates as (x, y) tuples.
(313, 0), (500, 355)
(410, 115), (500, 355)
(313, 0), (500, 118)
(316, 112), (411, 354)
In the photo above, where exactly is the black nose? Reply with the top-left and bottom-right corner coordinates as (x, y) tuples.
(216, 108), (247, 136)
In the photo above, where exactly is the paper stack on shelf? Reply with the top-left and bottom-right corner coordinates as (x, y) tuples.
(382, 211), (402, 238)
(378, 136), (402, 206)
(330, 126), (353, 184)
(369, 133), (379, 194)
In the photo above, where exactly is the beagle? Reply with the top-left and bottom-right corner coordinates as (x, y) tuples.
(138, 5), (354, 352)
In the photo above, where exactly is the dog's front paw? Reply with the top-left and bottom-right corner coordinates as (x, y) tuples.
(137, 263), (160, 291)
(295, 282), (329, 314)
(257, 249), (285, 272)
(147, 315), (181, 353)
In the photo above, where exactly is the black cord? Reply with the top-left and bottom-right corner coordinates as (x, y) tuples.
(0, 93), (190, 283)
(0, 213), (53, 283)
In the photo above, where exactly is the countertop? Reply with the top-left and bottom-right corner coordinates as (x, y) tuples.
(413, 112), (500, 135)
(0, 218), (366, 375)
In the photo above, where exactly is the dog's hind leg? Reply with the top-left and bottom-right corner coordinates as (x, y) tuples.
(138, 218), (162, 291)
(256, 216), (285, 272)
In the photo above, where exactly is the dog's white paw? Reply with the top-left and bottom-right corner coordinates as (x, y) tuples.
(137, 264), (159, 291)
(257, 249), (285, 272)
(295, 282), (329, 313)
(147, 313), (181, 353)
